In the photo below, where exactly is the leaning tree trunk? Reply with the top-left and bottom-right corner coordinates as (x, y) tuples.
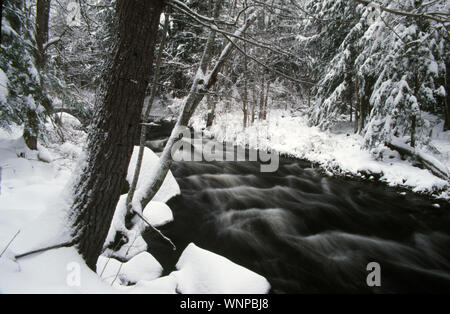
(69, 0), (164, 270)
(137, 10), (258, 213)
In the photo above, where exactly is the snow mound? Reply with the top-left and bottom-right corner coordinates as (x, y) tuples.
(143, 201), (174, 227)
(57, 112), (83, 129)
(131, 275), (178, 294)
(127, 146), (180, 203)
(97, 252), (163, 286)
(172, 243), (271, 294)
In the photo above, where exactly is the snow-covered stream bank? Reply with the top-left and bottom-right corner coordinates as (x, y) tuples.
(1, 109), (449, 293)
(191, 109), (450, 199)
(0, 119), (270, 294)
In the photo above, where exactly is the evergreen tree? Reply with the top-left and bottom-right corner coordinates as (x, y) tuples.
(0, 0), (51, 150)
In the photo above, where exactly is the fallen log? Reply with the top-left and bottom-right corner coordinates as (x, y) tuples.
(385, 138), (450, 181)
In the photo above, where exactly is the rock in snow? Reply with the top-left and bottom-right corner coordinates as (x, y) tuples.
(172, 243), (271, 294)
(127, 146), (180, 203)
(143, 201), (174, 227)
(97, 252), (163, 285)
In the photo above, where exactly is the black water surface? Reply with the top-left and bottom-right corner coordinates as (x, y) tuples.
(144, 131), (450, 293)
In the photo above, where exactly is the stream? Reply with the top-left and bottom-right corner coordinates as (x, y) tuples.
(143, 123), (450, 293)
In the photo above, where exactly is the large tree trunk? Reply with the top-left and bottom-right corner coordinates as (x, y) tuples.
(126, 13), (170, 215)
(69, 0), (164, 270)
(36, 0), (51, 68)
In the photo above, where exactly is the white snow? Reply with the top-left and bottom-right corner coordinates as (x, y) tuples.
(130, 243), (272, 294)
(96, 252), (163, 285)
(127, 146), (180, 204)
(104, 146), (180, 249)
(0, 121), (183, 294)
(0, 247), (117, 294)
(0, 68), (8, 104)
(170, 243), (271, 294)
(143, 201), (174, 228)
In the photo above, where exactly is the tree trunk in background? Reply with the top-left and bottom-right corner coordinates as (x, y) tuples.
(69, 0), (164, 270)
(258, 76), (264, 120)
(251, 83), (257, 124)
(206, 86), (216, 128)
(242, 0), (249, 129)
(444, 65), (450, 131)
(242, 46), (248, 128)
(36, 0), (51, 68)
(23, 109), (38, 150)
(307, 87), (311, 108)
(411, 115), (416, 148)
(354, 78), (360, 133)
(359, 99), (365, 133)
(264, 80), (270, 120)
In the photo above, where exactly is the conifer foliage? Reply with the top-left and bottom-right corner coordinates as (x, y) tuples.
(0, 0), (50, 149)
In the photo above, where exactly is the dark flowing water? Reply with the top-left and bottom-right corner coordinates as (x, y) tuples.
(143, 129), (450, 293)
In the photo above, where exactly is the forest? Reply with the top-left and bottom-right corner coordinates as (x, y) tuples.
(1, 0), (450, 296)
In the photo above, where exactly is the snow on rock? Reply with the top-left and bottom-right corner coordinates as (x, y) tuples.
(105, 146), (180, 249)
(57, 112), (83, 129)
(172, 243), (271, 294)
(123, 252), (163, 283)
(127, 146), (180, 204)
(143, 201), (174, 227)
(37, 143), (53, 163)
(97, 252), (163, 286)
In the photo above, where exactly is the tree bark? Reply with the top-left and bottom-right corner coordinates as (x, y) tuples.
(69, 0), (164, 270)
(126, 13), (170, 215)
(444, 64), (450, 131)
(206, 86), (216, 128)
(411, 115), (416, 148)
(258, 76), (264, 120)
(251, 82), (257, 124)
(36, 0), (51, 68)
(264, 79), (270, 120)
(23, 109), (39, 150)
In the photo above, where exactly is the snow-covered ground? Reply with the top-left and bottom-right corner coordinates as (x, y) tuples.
(0, 115), (271, 294)
(191, 109), (450, 199)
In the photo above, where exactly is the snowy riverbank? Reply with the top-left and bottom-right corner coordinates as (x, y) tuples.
(191, 109), (450, 199)
(0, 117), (270, 294)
